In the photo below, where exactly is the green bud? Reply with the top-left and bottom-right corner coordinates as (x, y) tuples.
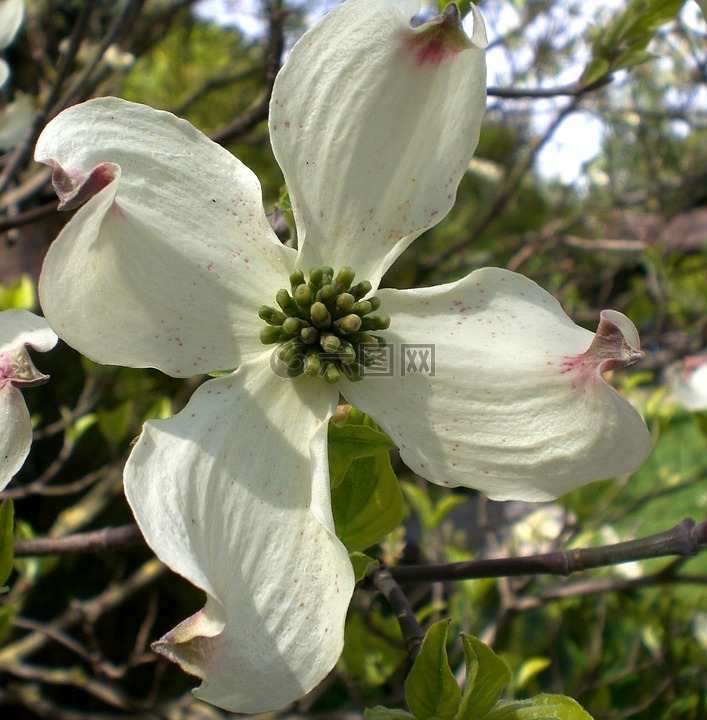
(309, 267), (324, 287)
(352, 300), (372, 316)
(349, 332), (379, 346)
(260, 326), (285, 344)
(310, 302), (331, 327)
(335, 293), (355, 313)
(282, 317), (305, 335)
(320, 333), (341, 353)
(276, 289), (298, 316)
(319, 284), (337, 303)
(258, 306), (286, 326)
(289, 269), (305, 288)
(352, 280), (372, 299)
(300, 326), (319, 344)
(334, 314), (362, 334)
(323, 364), (341, 384)
(303, 352), (322, 377)
(368, 296), (381, 311)
(339, 342), (357, 365)
(335, 266), (355, 289)
(294, 283), (313, 307)
(360, 314), (391, 331)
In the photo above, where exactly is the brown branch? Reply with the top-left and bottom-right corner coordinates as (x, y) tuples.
(13, 524), (144, 557)
(389, 518), (707, 585)
(210, 1), (286, 145)
(368, 565), (424, 661)
(488, 76), (611, 99)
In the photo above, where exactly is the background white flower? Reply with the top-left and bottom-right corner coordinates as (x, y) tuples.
(0, 0), (25, 89)
(0, 309), (57, 491)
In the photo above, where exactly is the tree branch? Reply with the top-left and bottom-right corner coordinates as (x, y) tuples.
(368, 565), (424, 661)
(13, 524), (144, 557)
(389, 518), (707, 584)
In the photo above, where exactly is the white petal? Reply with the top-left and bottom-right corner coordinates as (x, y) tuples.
(0, 383), (32, 491)
(0, 309), (56, 490)
(270, 0), (487, 287)
(342, 268), (651, 501)
(0, 59), (8, 89)
(0, 0), (24, 50)
(668, 353), (707, 411)
(0, 308), (58, 355)
(36, 97), (294, 377)
(0, 93), (33, 150)
(124, 357), (354, 713)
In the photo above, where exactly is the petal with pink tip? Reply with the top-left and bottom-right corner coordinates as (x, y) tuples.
(37, 97), (294, 377)
(0, 309), (57, 490)
(342, 268), (651, 501)
(124, 357), (353, 713)
(270, 0), (487, 288)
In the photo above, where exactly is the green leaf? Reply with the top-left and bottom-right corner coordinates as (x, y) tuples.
(341, 611), (406, 689)
(97, 400), (134, 446)
(402, 481), (467, 533)
(332, 451), (404, 552)
(582, 0), (685, 84)
(483, 694), (594, 720)
(404, 619), (461, 720)
(0, 499), (14, 586)
(329, 412), (402, 552)
(514, 657), (551, 692)
(365, 708), (416, 720)
(0, 275), (37, 311)
(328, 416), (396, 488)
(457, 634), (511, 720)
(350, 551), (378, 583)
(0, 605), (17, 644)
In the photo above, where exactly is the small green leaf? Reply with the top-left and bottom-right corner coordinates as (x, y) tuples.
(350, 551), (378, 582)
(0, 605), (17, 644)
(332, 451), (404, 552)
(328, 417), (396, 488)
(405, 619), (461, 720)
(330, 412), (402, 552)
(365, 707), (416, 720)
(514, 657), (551, 692)
(402, 481), (467, 533)
(483, 693), (594, 720)
(0, 499), (14, 586)
(341, 611), (406, 689)
(457, 634), (511, 720)
(0, 275), (36, 311)
(97, 400), (134, 446)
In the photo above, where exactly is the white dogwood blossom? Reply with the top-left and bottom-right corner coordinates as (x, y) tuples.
(667, 352), (707, 411)
(0, 0), (25, 89)
(35, 0), (650, 712)
(0, 309), (57, 490)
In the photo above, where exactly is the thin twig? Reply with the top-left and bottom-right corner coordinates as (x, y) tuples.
(368, 565), (425, 661)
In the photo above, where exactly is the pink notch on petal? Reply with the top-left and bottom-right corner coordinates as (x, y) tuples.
(404, 3), (473, 67)
(560, 310), (644, 383)
(0, 345), (50, 389)
(49, 160), (119, 211)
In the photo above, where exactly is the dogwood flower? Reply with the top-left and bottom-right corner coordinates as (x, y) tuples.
(667, 352), (707, 411)
(0, 0), (25, 89)
(35, 0), (650, 712)
(0, 309), (57, 491)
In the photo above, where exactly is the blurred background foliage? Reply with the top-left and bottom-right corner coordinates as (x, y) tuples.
(0, 0), (706, 718)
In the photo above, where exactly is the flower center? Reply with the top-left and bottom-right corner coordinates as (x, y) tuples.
(259, 266), (390, 383)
